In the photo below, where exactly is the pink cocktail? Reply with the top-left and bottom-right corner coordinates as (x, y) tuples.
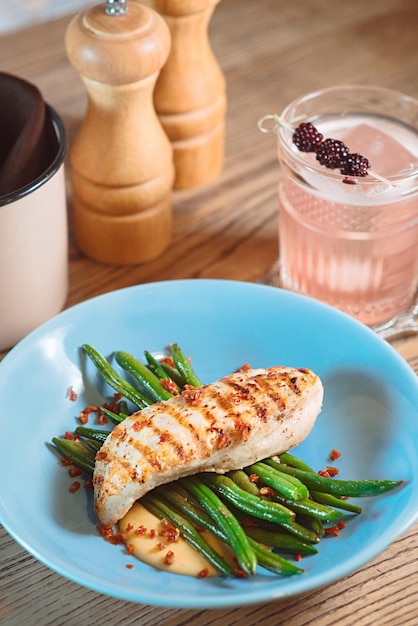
(270, 86), (418, 326)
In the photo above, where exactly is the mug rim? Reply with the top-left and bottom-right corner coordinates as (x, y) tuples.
(0, 104), (67, 207)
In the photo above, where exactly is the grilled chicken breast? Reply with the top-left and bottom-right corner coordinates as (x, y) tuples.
(93, 366), (324, 527)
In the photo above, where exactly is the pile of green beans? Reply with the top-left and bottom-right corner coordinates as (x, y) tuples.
(52, 343), (402, 578)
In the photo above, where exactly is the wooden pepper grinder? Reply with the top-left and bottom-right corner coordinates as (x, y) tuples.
(65, 0), (175, 265)
(142, 0), (227, 189)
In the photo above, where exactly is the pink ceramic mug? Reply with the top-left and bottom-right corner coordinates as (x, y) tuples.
(0, 105), (68, 352)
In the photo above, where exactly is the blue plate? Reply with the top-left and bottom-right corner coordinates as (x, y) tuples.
(1, 279), (417, 609)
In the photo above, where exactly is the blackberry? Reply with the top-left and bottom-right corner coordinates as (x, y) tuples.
(339, 153), (371, 177)
(292, 122), (323, 152)
(315, 138), (349, 169)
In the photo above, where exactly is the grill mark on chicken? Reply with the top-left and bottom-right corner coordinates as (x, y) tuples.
(207, 383), (256, 441)
(94, 366), (324, 527)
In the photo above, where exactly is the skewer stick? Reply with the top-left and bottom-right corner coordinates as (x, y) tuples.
(258, 114), (395, 187)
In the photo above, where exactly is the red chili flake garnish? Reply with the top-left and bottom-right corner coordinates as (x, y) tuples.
(160, 356), (175, 367)
(160, 378), (179, 395)
(149, 528), (157, 539)
(235, 421), (251, 442)
(69, 466), (82, 478)
(324, 526), (340, 536)
(61, 456), (72, 467)
(64, 431), (75, 440)
(197, 568), (209, 578)
(259, 486), (274, 496)
(318, 469), (331, 478)
(160, 519), (180, 543)
(216, 431), (231, 450)
(249, 474), (259, 483)
(127, 544), (135, 555)
(98, 526), (127, 545)
(78, 404), (99, 425)
(181, 385), (203, 406)
(126, 564), (134, 569)
(295, 552), (303, 562)
(85, 478), (93, 491)
(97, 413), (108, 425)
(99, 525), (121, 544)
(69, 481), (81, 493)
(164, 550), (175, 566)
(67, 386), (78, 401)
(329, 448), (341, 461)
(126, 523), (134, 532)
(135, 525), (147, 536)
(95, 450), (107, 461)
(337, 520), (346, 530)
(157, 542), (166, 551)
(102, 398), (119, 413)
(325, 466), (339, 477)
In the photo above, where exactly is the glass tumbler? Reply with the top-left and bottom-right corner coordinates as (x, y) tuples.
(262, 85), (418, 327)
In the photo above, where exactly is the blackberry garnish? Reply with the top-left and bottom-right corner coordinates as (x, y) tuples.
(290, 120), (374, 180)
(315, 138), (349, 169)
(339, 153), (371, 177)
(292, 122), (323, 152)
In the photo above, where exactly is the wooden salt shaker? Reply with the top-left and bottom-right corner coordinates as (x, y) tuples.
(143, 0), (227, 189)
(66, 0), (175, 265)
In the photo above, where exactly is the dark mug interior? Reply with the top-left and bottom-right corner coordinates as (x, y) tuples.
(0, 104), (66, 207)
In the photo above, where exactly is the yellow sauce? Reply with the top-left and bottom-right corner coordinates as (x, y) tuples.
(119, 502), (232, 577)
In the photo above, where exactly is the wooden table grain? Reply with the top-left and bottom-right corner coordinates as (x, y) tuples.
(1, 1), (418, 624)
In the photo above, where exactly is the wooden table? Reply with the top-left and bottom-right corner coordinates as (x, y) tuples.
(1, 1), (418, 624)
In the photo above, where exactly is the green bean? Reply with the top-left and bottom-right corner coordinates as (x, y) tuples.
(159, 361), (187, 387)
(203, 474), (295, 524)
(223, 500), (321, 545)
(141, 493), (232, 576)
(277, 454), (361, 513)
(115, 351), (174, 402)
(144, 351), (181, 391)
(171, 343), (203, 388)
(266, 458), (402, 497)
(75, 426), (109, 443)
(118, 399), (129, 414)
(278, 452), (314, 472)
(82, 344), (152, 409)
(246, 461), (309, 501)
(52, 438), (95, 474)
(181, 476), (257, 575)
(298, 515), (325, 538)
(243, 527), (318, 555)
(247, 537), (303, 576)
(275, 517), (322, 543)
(227, 469), (260, 497)
(273, 493), (343, 522)
(156, 485), (225, 542)
(84, 438), (103, 454)
(310, 491), (362, 514)
(100, 407), (128, 425)
(144, 350), (170, 377)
